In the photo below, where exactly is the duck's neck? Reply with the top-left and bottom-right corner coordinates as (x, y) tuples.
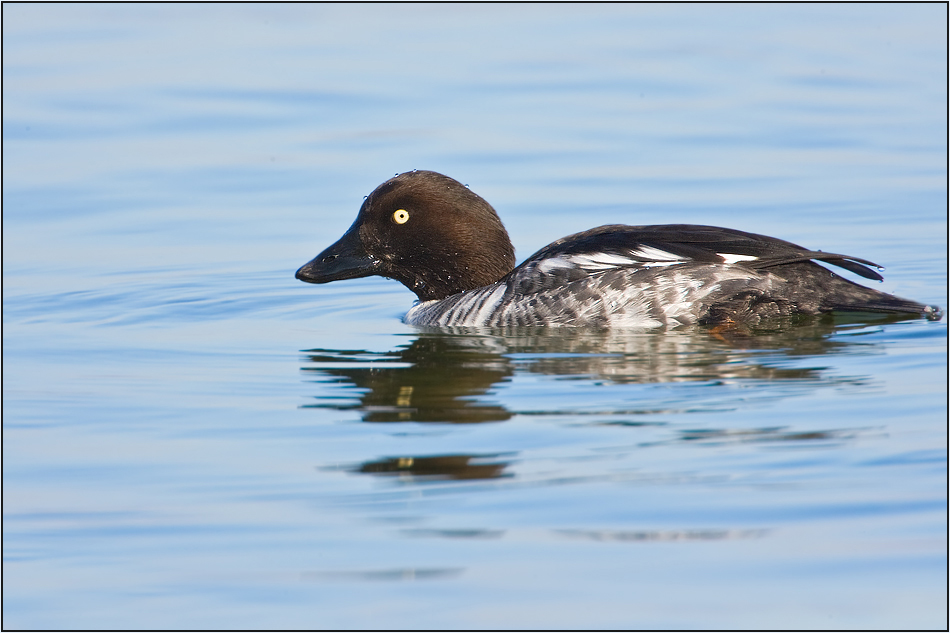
(396, 246), (514, 301)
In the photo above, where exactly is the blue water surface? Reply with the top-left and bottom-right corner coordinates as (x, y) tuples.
(3, 4), (947, 629)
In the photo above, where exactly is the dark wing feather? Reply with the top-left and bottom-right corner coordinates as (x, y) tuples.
(520, 224), (884, 281)
(488, 223), (938, 323)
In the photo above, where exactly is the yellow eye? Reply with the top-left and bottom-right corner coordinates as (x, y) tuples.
(393, 209), (410, 225)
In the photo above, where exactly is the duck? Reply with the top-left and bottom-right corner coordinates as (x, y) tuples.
(295, 170), (943, 328)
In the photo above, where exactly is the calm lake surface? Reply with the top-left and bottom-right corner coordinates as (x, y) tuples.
(3, 4), (947, 629)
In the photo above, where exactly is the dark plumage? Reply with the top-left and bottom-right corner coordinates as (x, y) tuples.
(296, 171), (943, 327)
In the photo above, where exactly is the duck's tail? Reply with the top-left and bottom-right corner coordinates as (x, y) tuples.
(828, 289), (943, 320)
(800, 262), (943, 320)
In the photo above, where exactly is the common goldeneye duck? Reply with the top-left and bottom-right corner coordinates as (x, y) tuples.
(296, 170), (943, 327)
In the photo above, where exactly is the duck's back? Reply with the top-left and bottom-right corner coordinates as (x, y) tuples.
(404, 225), (942, 328)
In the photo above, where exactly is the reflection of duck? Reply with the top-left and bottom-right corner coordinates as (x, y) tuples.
(300, 317), (900, 425)
(302, 336), (512, 423)
(356, 454), (512, 481)
(296, 170), (942, 327)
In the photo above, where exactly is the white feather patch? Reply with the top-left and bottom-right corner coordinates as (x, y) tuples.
(536, 256), (575, 273)
(628, 245), (685, 262)
(469, 284), (507, 324)
(718, 253), (758, 264)
(568, 252), (638, 271)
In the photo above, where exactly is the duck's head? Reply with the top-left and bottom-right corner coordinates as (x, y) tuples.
(296, 171), (516, 301)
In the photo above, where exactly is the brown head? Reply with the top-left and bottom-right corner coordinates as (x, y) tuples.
(296, 171), (516, 301)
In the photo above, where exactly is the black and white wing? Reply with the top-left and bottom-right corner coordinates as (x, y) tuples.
(403, 224), (927, 328)
(508, 224), (884, 296)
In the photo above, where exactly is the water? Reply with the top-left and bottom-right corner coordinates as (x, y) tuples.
(3, 4), (947, 629)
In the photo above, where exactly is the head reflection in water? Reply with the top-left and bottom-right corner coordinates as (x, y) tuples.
(301, 335), (513, 424)
(357, 454), (513, 481)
